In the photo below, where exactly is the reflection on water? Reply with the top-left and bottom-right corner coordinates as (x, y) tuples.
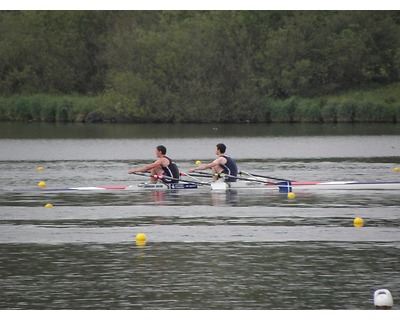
(1, 122), (399, 139)
(0, 242), (399, 309)
(0, 123), (400, 309)
(2, 183), (400, 209)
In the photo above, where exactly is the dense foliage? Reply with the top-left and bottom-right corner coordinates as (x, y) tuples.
(1, 11), (400, 123)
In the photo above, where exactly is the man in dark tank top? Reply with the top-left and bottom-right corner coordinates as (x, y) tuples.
(188, 143), (238, 182)
(128, 145), (179, 184)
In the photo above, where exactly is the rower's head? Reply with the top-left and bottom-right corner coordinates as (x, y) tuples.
(374, 289), (393, 309)
(156, 145), (167, 157)
(216, 143), (226, 155)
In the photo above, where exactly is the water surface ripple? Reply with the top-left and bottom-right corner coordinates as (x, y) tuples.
(1, 123), (399, 309)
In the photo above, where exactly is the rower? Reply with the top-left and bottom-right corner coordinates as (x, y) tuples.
(128, 145), (180, 184)
(188, 143), (238, 182)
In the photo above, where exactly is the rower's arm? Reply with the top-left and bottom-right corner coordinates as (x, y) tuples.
(189, 158), (222, 172)
(129, 159), (162, 173)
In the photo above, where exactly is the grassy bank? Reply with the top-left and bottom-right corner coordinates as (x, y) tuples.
(1, 83), (400, 123)
(0, 94), (98, 122)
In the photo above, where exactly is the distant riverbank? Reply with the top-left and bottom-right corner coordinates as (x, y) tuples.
(1, 82), (400, 124)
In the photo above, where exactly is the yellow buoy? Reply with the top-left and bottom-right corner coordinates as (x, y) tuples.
(44, 203), (53, 208)
(38, 181), (46, 188)
(136, 233), (146, 242)
(136, 233), (146, 246)
(37, 166), (44, 171)
(195, 160), (202, 165)
(354, 217), (364, 227)
(394, 167), (399, 173)
(287, 192), (296, 200)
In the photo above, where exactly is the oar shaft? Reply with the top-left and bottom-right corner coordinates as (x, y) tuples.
(130, 171), (210, 185)
(216, 172), (275, 184)
(194, 171), (214, 176)
(156, 174), (210, 185)
(129, 172), (152, 178)
(187, 171), (275, 184)
(182, 172), (213, 178)
(239, 170), (292, 182)
(180, 172), (207, 184)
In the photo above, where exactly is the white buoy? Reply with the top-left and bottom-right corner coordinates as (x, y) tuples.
(374, 289), (393, 309)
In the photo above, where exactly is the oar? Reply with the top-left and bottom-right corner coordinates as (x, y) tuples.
(215, 172), (275, 184)
(180, 172), (209, 184)
(238, 171), (293, 192)
(215, 172), (292, 192)
(129, 171), (156, 182)
(129, 171), (151, 177)
(185, 171), (269, 184)
(181, 171), (292, 192)
(194, 170), (293, 183)
(189, 171), (214, 177)
(239, 170), (293, 182)
(156, 174), (211, 186)
(234, 175), (293, 193)
(130, 171), (210, 186)
(129, 171), (169, 185)
(187, 171), (277, 185)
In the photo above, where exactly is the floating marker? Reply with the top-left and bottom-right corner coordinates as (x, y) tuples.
(37, 166), (44, 171)
(136, 233), (146, 241)
(394, 167), (399, 173)
(38, 181), (46, 188)
(44, 203), (53, 208)
(287, 192), (296, 200)
(136, 233), (146, 246)
(195, 160), (202, 165)
(353, 217), (364, 227)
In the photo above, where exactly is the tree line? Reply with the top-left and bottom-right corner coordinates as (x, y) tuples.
(1, 11), (400, 123)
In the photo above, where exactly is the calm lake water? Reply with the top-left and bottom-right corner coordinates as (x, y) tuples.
(0, 122), (400, 310)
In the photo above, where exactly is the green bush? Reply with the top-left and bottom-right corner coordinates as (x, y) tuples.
(267, 97), (298, 123)
(294, 99), (323, 123)
(1, 82), (400, 123)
